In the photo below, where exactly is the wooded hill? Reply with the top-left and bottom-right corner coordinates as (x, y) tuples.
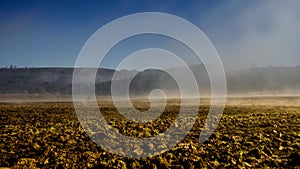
(1, 66), (300, 95)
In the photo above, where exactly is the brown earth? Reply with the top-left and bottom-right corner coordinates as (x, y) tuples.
(0, 99), (299, 168)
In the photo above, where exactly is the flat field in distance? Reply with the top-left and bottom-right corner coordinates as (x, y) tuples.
(0, 96), (299, 168)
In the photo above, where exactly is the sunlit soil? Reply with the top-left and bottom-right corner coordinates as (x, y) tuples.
(0, 99), (299, 168)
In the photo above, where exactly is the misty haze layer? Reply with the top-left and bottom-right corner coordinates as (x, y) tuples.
(1, 65), (300, 96)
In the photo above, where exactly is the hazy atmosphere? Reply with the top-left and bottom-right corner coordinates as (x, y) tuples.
(1, 1), (300, 168)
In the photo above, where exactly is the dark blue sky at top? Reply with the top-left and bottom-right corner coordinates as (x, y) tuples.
(1, 0), (299, 69)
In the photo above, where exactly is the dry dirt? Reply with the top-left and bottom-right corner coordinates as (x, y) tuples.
(0, 98), (299, 168)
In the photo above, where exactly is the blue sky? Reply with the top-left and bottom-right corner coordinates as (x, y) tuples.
(0, 0), (299, 69)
